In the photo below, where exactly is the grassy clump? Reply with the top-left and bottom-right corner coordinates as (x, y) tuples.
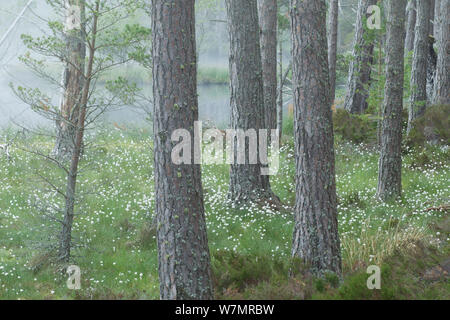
(136, 222), (157, 249)
(333, 109), (378, 144)
(314, 239), (450, 300)
(341, 219), (427, 272)
(409, 146), (449, 169)
(406, 104), (450, 148)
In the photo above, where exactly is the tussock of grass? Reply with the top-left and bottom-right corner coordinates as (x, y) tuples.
(341, 218), (428, 272)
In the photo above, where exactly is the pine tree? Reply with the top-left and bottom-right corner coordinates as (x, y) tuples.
(290, 0), (341, 276)
(152, 0), (213, 300)
(377, 0), (407, 201)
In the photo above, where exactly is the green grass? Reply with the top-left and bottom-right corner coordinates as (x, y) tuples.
(197, 66), (229, 85)
(0, 125), (448, 299)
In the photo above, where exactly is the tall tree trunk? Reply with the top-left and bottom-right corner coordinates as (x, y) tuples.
(258, 0), (277, 133)
(377, 0), (407, 202)
(277, 38), (283, 146)
(54, 0), (86, 160)
(433, 0), (450, 105)
(430, 0), (442, 102)
(290, 0), (341, 277)
(405, 0), (416, 53)
(152, 0), (213, 300)
(429, 0), (435, 37)
(328, 0), (339, 103)
(427, 35), (438, 104)
(407, 0), (431, 134)
(226, 0), (274, 203)
(426, 0), (437, 101)
(344, 0), (377, 114)
(59, 0), (97, 263)
(434, 0), (442, 41)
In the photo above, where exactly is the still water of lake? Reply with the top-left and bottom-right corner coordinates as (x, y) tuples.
(0, 69), (231, 130)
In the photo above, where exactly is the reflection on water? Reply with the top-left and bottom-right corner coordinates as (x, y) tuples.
(0, 68), (231, 129)
(0, 67), (293, 132)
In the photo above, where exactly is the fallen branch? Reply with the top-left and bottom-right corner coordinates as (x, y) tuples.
(425, 204), (450, 212)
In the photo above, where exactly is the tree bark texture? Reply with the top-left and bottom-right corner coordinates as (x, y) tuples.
(405, 0), (416, 53)
(290, 0), (342, 277)
(408, 0), (431, 134)
(54, 0), (86, 160)
(226, 0), (273, 202)
(434, 0), (441, 41)
(328, 0), (339, 103)
(377, 0), (407, 201)
(277, 38), (283, 145)
(258, 0), (278, 132)
(344, 0), (378, 114)
(433, 0), (450, 105)
(152, 0), (214, 300)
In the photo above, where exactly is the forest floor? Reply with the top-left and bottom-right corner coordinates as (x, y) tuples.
(0, 125), (448, 299)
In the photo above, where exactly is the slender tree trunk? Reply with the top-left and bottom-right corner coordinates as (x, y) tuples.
(54, 0), (86, 160)
(290, 0), (341, 277)
(377, 34), (384, 147)
(433, 0), (450, 105)
(277, 38), (283, 146)
(226, 0), (275, 203)
(152, 0), (213, 300)
(59, 0), (97, 263)
(405, 0), (416, 53)
(344, 0), (377, 114)
(258, 0), (277, 133)
(328, 0), (339, 103)
(377, 0), (407, 202)
(408, 0), (431, 134)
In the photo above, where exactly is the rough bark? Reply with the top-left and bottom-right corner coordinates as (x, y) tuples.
(152, 0), (213, 300)
(344, 0), (377, 114)
(433, 0), (450, 105)
(426, 0), (437, 101)
(427, 35), (438, 104)
(434, 0), (441, 41)
(258, 0), (277, 132)
(290, 0), (341, 276)
(429, 0), (435, 38)
(377, 0), (407, 202)
(226, 0), (274, 203)
(54, 0), (86, 160)
(405, 0), (416, 53)
(408, 0), (431, 134)
(328, 0), (339, 103)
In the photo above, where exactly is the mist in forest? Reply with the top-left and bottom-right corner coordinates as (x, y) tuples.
(0, 0), (233, 128)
